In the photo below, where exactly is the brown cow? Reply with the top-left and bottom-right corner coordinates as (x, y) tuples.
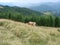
(27, 21), (36, 26)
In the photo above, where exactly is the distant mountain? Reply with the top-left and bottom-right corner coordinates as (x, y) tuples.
(0, 5), (43, 16)
(0, 2), (15, 6)
(28, 2), (60, 16)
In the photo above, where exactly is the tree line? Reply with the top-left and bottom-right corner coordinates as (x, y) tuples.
(0, 6), (60, 27)
(0, 12), (60, 27)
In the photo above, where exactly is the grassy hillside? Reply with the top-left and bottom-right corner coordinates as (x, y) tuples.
(0, 19), (60, 45)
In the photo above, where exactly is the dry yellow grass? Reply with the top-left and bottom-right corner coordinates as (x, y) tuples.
(0, 19), (60, 45)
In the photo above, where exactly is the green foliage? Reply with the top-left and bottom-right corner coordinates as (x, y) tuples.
(0, 6), (60, 27)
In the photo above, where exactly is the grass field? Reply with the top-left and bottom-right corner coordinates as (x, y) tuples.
(0, 19), (60, 45)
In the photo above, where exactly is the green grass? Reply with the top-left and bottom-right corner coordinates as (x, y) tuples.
(0, 19), (60, 45)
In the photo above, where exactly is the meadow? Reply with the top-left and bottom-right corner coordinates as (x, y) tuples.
(0, 19), (60, 45)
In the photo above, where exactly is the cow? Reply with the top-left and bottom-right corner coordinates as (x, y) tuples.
(27, 21), (36, 26)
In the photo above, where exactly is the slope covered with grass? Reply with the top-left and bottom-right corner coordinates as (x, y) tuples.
(0, 19), (60, 45)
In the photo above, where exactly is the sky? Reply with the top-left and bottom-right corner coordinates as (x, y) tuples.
(0, 0), (60, 7)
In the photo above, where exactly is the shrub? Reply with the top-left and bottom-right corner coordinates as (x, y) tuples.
(0, 22), (4, 26)
(57, 29), (60, 32)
